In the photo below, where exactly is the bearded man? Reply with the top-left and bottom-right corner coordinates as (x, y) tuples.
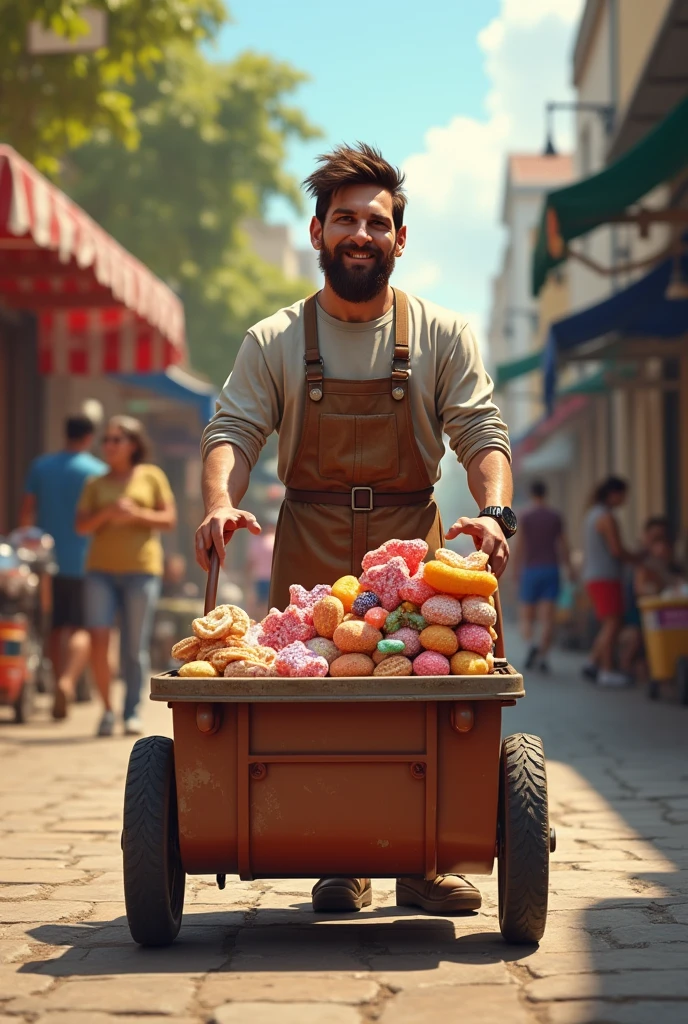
(196, 143), (517, 915)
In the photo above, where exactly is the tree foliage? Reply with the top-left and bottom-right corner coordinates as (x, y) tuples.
(0, 1), (226, 174)
(65, 44), (320, 382)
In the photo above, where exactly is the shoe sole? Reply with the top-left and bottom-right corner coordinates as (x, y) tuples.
(312, 885), (373, 913)
(52, 690), (67, 721)
(396, 885), (482, 913)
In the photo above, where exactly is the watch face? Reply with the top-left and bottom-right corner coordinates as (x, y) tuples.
(501, 506), (518, 534)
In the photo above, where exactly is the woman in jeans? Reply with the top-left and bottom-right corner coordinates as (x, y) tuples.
(76, 416), (176, 736)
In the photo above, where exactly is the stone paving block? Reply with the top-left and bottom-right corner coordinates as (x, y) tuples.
(606, 922), (688, 946)
(520, 943), (688, 976)
(0, 866), (85, 884)
(0, 965), (54, 996)
(366, 954), (512, 990)
(35, 941), (227, 975)
(72, 855), (123, 871)
(0, 840), (71, 859)
(47, 875), (125, 903)
(544, 1000), (688, 1024)
(213, 1004), (360, 1024)
(378, 982), (530, 1023)
(199, 972), (378, 1005)
(526, 968), (688, 1002)
(49, 820), (121, 834)
(0, 937), (31, 963)
(33, 1017), (200, 1024)
(0, 883), (42, 899)
(8, 974), (196, 1014)
(0, 901), (92, 924)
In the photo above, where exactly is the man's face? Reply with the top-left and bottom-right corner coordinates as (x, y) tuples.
(310, 184), (406, 303)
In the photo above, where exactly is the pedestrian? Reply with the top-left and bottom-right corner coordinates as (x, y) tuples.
(75, 416), (176, 736)
(246, 513), (277, 619)
(196, 143), (516, 916)
(582, 476), (638, 687)
(19, 415), (106, 720)
(514, 480), (572, 672)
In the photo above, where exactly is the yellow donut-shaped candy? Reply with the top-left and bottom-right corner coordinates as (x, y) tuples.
(423, 560), (497, 598)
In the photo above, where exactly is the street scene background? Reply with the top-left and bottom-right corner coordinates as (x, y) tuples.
(1, 1), (688, 1022)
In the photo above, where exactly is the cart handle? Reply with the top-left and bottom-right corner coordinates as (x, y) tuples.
(493, 589), (506, 660)
(204, 547), (221, 615)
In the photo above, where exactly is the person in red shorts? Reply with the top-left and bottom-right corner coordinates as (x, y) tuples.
(582, 477), (639, 687)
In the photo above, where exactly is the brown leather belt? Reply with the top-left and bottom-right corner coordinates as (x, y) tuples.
(285, 486), (434, 512)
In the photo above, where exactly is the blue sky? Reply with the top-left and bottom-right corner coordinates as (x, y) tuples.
(211, 1), (582, 342)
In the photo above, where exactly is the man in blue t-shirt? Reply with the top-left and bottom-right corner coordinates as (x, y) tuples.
(20, 415), (106, 719)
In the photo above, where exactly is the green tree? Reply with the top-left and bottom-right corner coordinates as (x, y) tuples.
(65, 44), (320, 382)
(0, 0), (226, 173)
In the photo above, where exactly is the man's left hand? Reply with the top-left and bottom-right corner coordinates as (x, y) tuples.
(445, 516), (509, 577)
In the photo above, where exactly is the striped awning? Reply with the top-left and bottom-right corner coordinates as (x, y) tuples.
(0, 145), (186, 374)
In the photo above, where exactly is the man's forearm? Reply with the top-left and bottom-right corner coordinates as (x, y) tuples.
(202, 443), (252, 512)
(466, 447), (513, 509)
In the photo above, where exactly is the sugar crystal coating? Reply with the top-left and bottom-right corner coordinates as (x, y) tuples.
(331, 575), (362, 612)
(373, 655), (413, 677)
(361, 538), (428, 576)
(289, 583), (332, 623)
(329, 653), (375, 677)
(456, 623), (493, 658)
(259, 605), (316, 651)
(276, 641), (328, 677)
(359, 556), (410, 611)
(332, 620), (383, 654)
(305, 636), (342, 665)
(386, 627), (422, 657)
(461, 594), (497, 627)
(352, 590), (381, 616)
(419, 624), (459, 656)
(312, 596), (345, 639)
(398, 571), (437, 606)
(413, 650), (450, 676)
(421, 595), (462, 626)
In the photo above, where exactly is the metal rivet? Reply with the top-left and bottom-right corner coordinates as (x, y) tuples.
(392, 386), (405, 400)
(410, 762), (426, 779)
(250, 762), (267, 780)
(309, 387), (323, 401)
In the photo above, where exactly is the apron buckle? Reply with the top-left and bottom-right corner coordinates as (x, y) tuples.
(351, 486), (374, 512)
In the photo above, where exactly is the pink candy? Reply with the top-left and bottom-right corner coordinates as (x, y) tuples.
(421, 595), (462, 626)
(361, 538), (428, 576)
(259, 605), (316, 651)
(387, 627), (422, 657)
(461, 595), (497, 628)
(398, 570), (436, 606)
(456, 623), (493, 658)
(359, 556), (410, 611)
(276, 641), (329, 678)
(288, 584), (332, 623)
(305, 636), (341, 665)
(413, 650), (450, 676)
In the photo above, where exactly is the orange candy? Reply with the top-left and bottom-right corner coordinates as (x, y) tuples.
(423, 560), (498, 598)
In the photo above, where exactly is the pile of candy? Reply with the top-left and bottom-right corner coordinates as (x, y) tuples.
(171, 538), (500, 679)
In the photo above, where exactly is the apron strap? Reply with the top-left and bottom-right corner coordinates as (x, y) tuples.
(391, 288), (409, 401)
(303, 294), (324, 401)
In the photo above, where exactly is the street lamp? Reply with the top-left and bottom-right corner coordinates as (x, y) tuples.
(543, 101), (616, 156)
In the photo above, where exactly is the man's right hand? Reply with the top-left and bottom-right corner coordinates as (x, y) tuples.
(195, 504), (262, 571)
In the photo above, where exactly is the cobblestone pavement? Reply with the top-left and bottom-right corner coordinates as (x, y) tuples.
(1, 635), (687, 1024)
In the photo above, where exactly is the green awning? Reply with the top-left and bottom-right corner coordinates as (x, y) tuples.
(559, 363), (636, 397)
(495, 349), (543, 387)
(532, 94), (688, 296)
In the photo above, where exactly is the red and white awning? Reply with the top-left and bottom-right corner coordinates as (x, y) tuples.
(0, 145), (186, 374)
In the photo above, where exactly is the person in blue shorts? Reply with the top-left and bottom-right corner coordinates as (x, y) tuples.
(514, 480), (572, 672)
(20, 415), (106, 718)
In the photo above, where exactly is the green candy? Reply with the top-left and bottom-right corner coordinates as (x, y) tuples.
(377, 638), (405, 654)
(383, 608), (427, 634)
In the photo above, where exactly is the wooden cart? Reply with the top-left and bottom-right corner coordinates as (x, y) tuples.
(122, 556), (553, 947)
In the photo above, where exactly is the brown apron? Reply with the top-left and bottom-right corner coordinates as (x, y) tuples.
(269, 289), (444, 610)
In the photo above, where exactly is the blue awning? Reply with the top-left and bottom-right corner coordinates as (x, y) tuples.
(113, 366), (216, 426)
(544, 249), (688, 409)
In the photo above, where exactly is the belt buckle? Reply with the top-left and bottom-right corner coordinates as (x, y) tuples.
(351, 486), (374, 512)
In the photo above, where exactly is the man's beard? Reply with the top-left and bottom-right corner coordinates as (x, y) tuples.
(319, 240), (396, 304)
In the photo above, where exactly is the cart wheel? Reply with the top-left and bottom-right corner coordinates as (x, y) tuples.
(648, 680), (661, 701)
(122, 736), (185, 946)
(498, 733), (549, 944)
(677, 658), (688, 707)
(13, 682), (34, 724)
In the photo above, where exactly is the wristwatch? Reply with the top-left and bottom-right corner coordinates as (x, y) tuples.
(479, 505), (518, 538)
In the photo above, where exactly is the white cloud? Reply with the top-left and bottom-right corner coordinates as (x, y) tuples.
(394, 0), (584, 350)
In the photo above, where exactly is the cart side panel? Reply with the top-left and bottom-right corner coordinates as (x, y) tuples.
(173, 703), (239, 874)
(436, 701), (501, 875)
(250, 761), (425, 877)
(250, 701), (426, 754)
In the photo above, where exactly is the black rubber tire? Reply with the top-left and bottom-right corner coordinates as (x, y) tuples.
(122, 736), (185, 946)
(13, 682), (34, 724)
(498, 733), (549, 944)
(648, 680), (661, 701)
(677, 658), (688, 707)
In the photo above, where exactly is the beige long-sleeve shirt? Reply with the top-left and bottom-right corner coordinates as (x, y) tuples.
(201, 294), (510, 483)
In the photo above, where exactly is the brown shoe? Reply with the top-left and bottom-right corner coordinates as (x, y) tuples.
(52, 686), (68, 721)
(312, 877), (372, 912)
(396, 874), (482, 913)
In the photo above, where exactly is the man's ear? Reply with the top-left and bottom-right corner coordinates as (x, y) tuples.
(394, 224), (407, 258)
(310, 216), (323, 250)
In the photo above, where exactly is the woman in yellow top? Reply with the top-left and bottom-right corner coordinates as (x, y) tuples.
(76, 416), (176, 736)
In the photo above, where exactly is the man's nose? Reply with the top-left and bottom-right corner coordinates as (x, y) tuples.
(351, 222), (372, 244)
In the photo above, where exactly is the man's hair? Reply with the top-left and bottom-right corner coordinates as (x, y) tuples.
(530, 480), (547, 499)
(592, 475), (627, 505)
(303, 143), (407, 231)
(65, 415), (95, 441)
